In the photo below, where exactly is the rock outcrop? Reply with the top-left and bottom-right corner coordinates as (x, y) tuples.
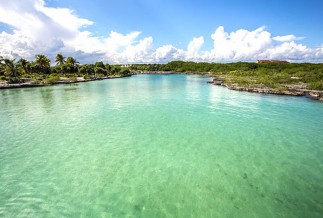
(208, 77), (323, 101)
(308, 91), (323, 101)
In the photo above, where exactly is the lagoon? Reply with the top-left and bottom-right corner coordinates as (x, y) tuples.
(0, 74), (322, 217)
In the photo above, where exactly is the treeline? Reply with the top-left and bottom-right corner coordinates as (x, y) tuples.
(0, 54), (131, 84)
(130, 61), (323, 74)
(1, 56), (323, 90)
(130, 61), (323, 90)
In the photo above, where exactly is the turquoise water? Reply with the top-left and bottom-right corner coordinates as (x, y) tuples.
(0, 74), (322, 217)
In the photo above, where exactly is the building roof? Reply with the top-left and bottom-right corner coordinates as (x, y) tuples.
(257, 60), (289, 63)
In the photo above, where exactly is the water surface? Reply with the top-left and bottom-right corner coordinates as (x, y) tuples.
(0, 74), (322, 217)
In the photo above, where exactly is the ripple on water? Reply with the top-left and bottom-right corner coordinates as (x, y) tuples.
(0, 74), (323, 217)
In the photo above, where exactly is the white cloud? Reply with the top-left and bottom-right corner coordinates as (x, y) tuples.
(186, 36), (204, 60)
(0, 0), (92, 59)
(154, 45), (184, 63)
(204, 26), (273, 61)
(194, 26), (322, 62)
(273, 34), (305, 42)
(0, 0), (322, 63)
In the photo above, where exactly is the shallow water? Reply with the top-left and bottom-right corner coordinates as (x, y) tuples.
(0, 74), (322, 217)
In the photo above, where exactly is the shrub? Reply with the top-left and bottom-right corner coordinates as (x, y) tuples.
(308, 81), (323, 90)
(67, 76), (77, 82)
(45, 75), (60, 84)
(8, 77), (20, 84)
(83, 75), (90, 80)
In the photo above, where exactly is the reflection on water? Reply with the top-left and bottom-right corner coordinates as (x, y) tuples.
(0, 74), (323, 217)
(185, 75), (202, 104)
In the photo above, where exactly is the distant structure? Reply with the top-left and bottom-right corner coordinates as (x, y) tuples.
(121, 64), (132, 67)
(256, 60), (289, 63)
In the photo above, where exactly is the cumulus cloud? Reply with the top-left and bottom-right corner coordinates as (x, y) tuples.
(273, 35), (305, 42)
(205, 26), (272, 61)
(0, 0), (322, 63)
(183, 26), (323, 62)
(154, 45), (184, 63)
(186, 37), (204, 60)
(0, 0), (93, 59)
(197, 26), (322, 62)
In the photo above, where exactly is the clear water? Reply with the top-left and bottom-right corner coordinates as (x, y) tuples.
(0, 74), (322, 218)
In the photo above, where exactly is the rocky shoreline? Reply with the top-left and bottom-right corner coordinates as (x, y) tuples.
(208, 77), (323, 101)
(1, 73), (322, 101)
(0, 75), (130, 90)
(137, 72), (323, 101)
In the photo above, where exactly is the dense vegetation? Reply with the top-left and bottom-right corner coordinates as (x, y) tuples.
(0, 54), (131, 85)
(1, 55), (323, 91)
(130, 61), (323, 90)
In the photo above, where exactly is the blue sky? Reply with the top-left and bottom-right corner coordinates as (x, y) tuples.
(0, 0), (323, 63)
(47, 0), (323, 48)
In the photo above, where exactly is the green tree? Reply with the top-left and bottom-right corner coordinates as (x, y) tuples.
(95, 61), (105, 69)
(66, 57), (78, 68)
(120, 68), (130, 76)
(94, 61), (107, 76)
(79, 64), (95, 78)
(3, 58), (20, 83)
(66, 57), (79, 73)
(105, 64), (112, 74)
(3, 59), (16, 76)
(34, 54), (50, 74)
(94, 67), (106, 77)
(79, 64), (88, 75)
(55, 54), (65, 65)
(0, 56), (4, 76)
(17, 58), (29, 74)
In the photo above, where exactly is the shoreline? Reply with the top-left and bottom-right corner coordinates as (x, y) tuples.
(1, 72), (322, 101)
(136, 72), (323, 101)
(208, 77), (323, 101)
(0, 75), (130, 90)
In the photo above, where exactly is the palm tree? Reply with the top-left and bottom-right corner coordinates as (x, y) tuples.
(3, 59), (16, 76)
(3, 58), (20, 83)
(34, 54), (50, 74)
(0, 56), (3, 74)
(55, 54), (65, 65)
(66, 57), (78, 68)
(66, 57), (79, 74)
(17, 58), (29, 74)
